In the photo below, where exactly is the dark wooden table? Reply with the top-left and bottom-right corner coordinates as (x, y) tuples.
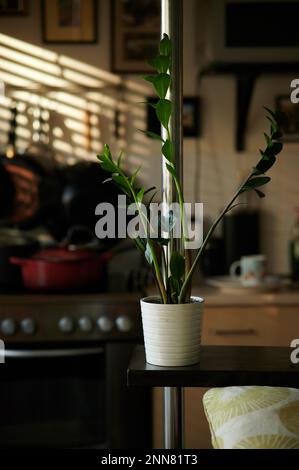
(127, 345), (299, 448)
(128, 345), (299, 388)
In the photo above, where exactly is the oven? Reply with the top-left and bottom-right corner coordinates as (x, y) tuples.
(0, 294), (151, 449)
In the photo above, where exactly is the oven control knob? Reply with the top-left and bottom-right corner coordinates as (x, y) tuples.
(58, 317), (74, 334)
(1, 318), (16, 336)
(20, 318), (36, 335)
(78, 316), (93, 333)
(97, 316), (114, 333)
(116, 316), (133, 333)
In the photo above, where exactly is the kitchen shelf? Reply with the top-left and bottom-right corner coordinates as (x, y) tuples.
(200, 62), (299, 151)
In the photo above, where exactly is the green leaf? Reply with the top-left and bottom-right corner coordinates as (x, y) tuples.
(143, 75), (156, 84)
(264, 107), (287, 130)
(103, 144), (113, 161)
(138, 129), (163, 141)
(272, 130), (283, 140)
(263, 142), (283, 157)
(241, 176), (271, 193)
(254, 189), (266, 198)
(112, 173), (126, 186)
(166, 163), (176, 178)
(144, 74), (170, 99)
(264, 106), (276, 120)
(101, 160), (116, 173)
(148, 55), (171, 73)
(264, 133), (272, 147)
(167, 276), (180, 304)
(162, 139), (173, 162)
(130, 166), (141, 186)
(117, 151), (124, 166)
(148, 101), (157, 109)
(170, 251), (185, 281)
(111, 173), (128, 189)
(160, 34), (172, 56)
(255, 155), (276, 174)
(136, 187), (145, 204)
(145, 242), (153, 265)
(156, 99), (171, 129)
(274, 110), (288, 127)
(266, 116), (278, 135)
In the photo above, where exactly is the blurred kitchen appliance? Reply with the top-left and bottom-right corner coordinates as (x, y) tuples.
(197, 0), (299, 67)
(0, 294), (151, 449)
(223, 211), (260, 274)
(60, 162), (120, 242)
(200, 237), (225, 277)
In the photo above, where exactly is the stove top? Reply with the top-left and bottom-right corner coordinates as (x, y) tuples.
(0, 291), (142, 345)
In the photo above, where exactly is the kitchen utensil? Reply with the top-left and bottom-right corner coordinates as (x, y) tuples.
(10, 248), (112, 291)
(230, 254), (266, 287)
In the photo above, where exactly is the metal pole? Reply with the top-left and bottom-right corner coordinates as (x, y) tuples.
(161, 0), (184, 450)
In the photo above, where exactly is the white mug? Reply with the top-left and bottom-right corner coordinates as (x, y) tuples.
(230, 255), (266, 286)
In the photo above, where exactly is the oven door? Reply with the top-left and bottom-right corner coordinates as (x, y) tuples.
(0, 344), (106, 448)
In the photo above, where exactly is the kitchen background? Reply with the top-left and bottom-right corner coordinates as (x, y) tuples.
(0, 0), (298, 273)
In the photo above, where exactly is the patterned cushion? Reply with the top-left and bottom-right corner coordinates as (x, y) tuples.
(203, 386), (299, 449)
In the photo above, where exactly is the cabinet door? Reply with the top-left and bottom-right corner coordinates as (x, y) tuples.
(277, 306), (299, 346)
(202, 306), (279, 346)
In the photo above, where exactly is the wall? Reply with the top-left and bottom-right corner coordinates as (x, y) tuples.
(0, 0), (298, 273)
(0, 0), (110, 70)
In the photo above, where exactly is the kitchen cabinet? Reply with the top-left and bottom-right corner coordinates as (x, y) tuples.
(152, 290), (299, 449)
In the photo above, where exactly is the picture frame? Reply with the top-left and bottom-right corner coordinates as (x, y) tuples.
(41, 0), (98, 44)
(111, 0), (161, 74)
(276, 95), (299, 142)
(0, 0), (28, 15)
(147, 97), (201, 138)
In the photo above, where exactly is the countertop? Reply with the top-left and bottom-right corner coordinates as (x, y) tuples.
(147, 285), (299, 307)
(0, 285), (299, 308)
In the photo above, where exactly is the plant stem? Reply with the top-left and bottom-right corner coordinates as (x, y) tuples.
(178, 171), (253, 303)
(118, 166), (168, 303)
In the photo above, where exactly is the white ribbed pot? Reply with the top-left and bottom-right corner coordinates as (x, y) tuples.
(140, 296), (204, 367)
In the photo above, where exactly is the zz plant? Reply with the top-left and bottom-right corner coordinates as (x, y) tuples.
(98, 34), (285, 304)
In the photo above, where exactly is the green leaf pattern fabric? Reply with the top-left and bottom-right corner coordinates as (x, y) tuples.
(203, 386), (299, 449)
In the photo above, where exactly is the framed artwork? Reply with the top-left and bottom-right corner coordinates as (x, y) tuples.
(111, 0), (161, 73)
(276, 95), (299, 142)
(41, 0), (98, 44)
(0, 0), (28, 15)
(147, 97), (201, 138)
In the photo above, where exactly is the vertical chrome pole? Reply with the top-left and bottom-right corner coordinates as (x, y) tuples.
(161, 0), (184, 450)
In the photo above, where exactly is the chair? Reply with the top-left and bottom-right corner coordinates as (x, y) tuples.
(203, 386), (299, 449)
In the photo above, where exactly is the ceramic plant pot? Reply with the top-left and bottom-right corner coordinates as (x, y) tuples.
(140, 296), (204, 367)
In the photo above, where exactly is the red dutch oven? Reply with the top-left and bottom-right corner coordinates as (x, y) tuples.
(10, 248), (112, 291)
